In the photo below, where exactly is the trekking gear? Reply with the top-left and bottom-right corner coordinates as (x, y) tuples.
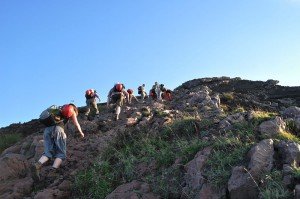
(31, 162), (42, 181)
(150, 89), (157, 99)
(115, 83), (123, 92)
(39, 105), (62, 127)
(127, 89), (133, 94)
(85, 89), (96, 99)
(160, 84), (166, 92)
(138, 86), (142, 94)
(86, 89), (94, 96)
(47, 167), (60, 181)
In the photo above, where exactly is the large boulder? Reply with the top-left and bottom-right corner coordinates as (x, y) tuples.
(34, 188), (69, 199)
(295, 184), (300, 199)
(247, 139), (274, 179)
(187, 91), (210, 106)
(228, 139), (274, 199)
(276, 141), (300, 166)
(258, 116), (286, 138)
(182, 147), (212, 196)
(0, 177), (33, 199)
(197, 183), (225, 199)
(0, 154), (29, 181)
(219, 112), (246, 129)
(0, 154), (33, 198)
(228, 166), (259, 199)
(105, 180), (159, 199)
(295, 117), (300, 133)
(281, 106), (300, 118)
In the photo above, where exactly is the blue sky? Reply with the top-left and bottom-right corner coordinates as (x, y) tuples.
(0, 0), (299, 128)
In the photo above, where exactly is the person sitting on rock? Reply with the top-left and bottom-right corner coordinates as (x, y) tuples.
(32, 104), (84, 181)
(84, 89), (100, 118)
(127, 89), (139, 104)
(138, 84), (148, 101)
(107, 82), (129, 120)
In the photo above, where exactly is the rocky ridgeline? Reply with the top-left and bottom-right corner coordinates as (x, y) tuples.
(1, 77), (300, 199)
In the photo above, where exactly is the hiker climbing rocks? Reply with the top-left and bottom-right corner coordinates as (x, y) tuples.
(85, 89), (100, 118)
(32, 104), (84, 181)
(127, 89), (139, 104)
(162, 89), (173, 101)
(158, 83), (167, 101)
(150, 82), (161, 101)
(138, 84), (148, 101)
(107, 83), (129, 120)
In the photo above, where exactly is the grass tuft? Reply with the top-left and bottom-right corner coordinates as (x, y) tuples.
(260, 170), (292, 199)
(0, 133), (22, 153)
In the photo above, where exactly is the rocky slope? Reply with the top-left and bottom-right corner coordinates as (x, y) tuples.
(1, 77), (300, 199)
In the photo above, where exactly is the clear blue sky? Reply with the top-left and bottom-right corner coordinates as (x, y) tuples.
(1, 0), (299, 128)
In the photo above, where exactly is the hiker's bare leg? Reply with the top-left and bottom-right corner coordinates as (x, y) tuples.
(52, 158), (63, 169)
(38, 155), (49, 164)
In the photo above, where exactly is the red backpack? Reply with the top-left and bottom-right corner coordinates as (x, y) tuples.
(86, 89), (94, 96)
(127, 89), (133, 94)
(115, 84), (123, 92)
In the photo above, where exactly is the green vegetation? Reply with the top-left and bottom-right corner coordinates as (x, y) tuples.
(73, 111), (300, 198)
(73, 160), (114, 198)
(232, 106), (245, 113)
(260, 170), (292, 199)
(153, 109), (169, 118)
(250, 111), (278, 126)
(285, 119), (298, 135)
(292, 166), (300, 179)
(72, 118), (213, 198)
(0, 133), (22, 153)
(205, 123), (256, 187)
(222, 92), (234, 101)
(277, 130), (300, 144)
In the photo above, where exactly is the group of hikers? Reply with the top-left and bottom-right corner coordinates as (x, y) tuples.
(85, 82), (172, 120)
(32, 82), (172, 181)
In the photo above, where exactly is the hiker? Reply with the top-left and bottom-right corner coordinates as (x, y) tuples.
(138, 84), (148, 101)
(84, 89), (100, 118)
(149, 88), (157, 100)
(127, 89), (139, 104)
(162, 89), (172, 101)
(107, 83), (129, 120)
(32, 104), (84, 181)
(150, 82), (161, 101)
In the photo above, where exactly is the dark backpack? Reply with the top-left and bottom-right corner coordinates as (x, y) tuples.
(39, 105), (62, 127)
(138, 86), (142, 94)
(85, 89), (95, 99)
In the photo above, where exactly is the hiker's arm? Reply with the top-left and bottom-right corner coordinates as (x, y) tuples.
(123, 90), (129, 102)
(95, 94), (100, 101)
(71, 114), (84, 138)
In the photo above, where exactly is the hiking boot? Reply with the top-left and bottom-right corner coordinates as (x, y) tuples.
(31, 162), (42, 181)
(47, 167), (61, 179)
(114, 115), (119, 121)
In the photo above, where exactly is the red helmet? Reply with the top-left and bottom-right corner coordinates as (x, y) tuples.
(115, 83), (123, 92)
(61, 104), (74, 118)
